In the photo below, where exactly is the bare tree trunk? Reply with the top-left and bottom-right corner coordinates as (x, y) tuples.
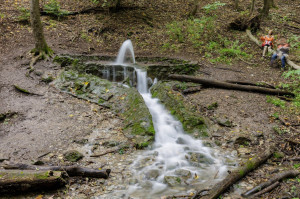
(30, 0), (51, 54)
(188, 0), (200, 18)
(270, 0), (276, 8)
(261, 0), (271, 17)
(249, 0), (255, 16)
(234, 0), (239, 11)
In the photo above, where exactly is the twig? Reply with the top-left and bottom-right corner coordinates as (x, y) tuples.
(250, 181), (280, 198)
(90, 146), (121, 157)
(242, 170), (300, 198)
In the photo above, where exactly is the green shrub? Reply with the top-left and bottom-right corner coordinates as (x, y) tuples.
(18, 7), (30, 22)
(202, 1), (226, 13)
(266, 96), (286, 108)
(43, 0), (70, 19)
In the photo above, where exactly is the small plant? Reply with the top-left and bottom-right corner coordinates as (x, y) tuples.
(294, 163), (300, 169)
(18, 7), (30, 22)
(202, 1), (226, 13)
(271, 112), (279, 119)
(43, 0), (70, 19)
(0, 12), (5, 20)
(266, 96), (286, 108)
(207, 102), (218, 110)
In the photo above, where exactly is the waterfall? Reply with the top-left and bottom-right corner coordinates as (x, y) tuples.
(115, 39), (136, 65)
(106, 40), (231, 198)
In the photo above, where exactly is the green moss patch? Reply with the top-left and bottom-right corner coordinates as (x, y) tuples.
(151, 81), (208, 137)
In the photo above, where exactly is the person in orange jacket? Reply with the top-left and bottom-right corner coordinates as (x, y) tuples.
(260, 30), (274, 57)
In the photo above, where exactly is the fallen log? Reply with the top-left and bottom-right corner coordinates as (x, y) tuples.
(225, 80), (276, 89)
(246, 29), (300, 70)
(242, 170), (300, 198)
(3, 163), (111, 179)
(192, 146), (275, 199)
(0, 170), (67, 195)
(169, 74), (294, 97)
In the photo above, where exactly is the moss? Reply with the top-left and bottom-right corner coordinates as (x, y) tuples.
(274, 152), (284, 159)
(151, 81), (208, 136)
(14, 85), (30, 94)
(207, 102), (218, 110)
(246, 160), (255, 170)
(53, 55), (75, 67)
(34, 171), (50, 179)
(64, 150), (83, 162)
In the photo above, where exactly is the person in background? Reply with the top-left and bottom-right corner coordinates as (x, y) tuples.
(270, 38), (290, 70)
(260, 30), (274, 57)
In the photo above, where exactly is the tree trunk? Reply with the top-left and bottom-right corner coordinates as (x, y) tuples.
(30, 0), (51, 54)
(3, 163), (111, 179)
(261, 0), (271, 17)
(168, 74), (295, 97)
(192, 146), (275, 199)
(0, 170), (67, 195)
(188, 0), (200, 18)
(249, 0), (255, 16)
(234, 0), (239, 11)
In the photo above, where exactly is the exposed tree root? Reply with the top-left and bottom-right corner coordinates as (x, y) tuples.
(246, 29), (300, 70)
(242, 170), (300, 198)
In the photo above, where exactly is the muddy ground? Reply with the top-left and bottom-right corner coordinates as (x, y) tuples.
(0, 0), (300, 198)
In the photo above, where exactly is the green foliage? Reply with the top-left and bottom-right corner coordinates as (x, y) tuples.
(0, 12), (5, 20)
(43, 0), (70, 19)
(273, 125), (289, 135)
(18, 7), (30, 22)
(164, 16), (250, 64)
(266, 96), (286, 108)
(282, 70), (300, 108)
(293, 163), (300, 169)
(202, 1), (226, 13)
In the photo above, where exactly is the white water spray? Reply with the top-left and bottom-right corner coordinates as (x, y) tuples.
(115, 39), (136, 65)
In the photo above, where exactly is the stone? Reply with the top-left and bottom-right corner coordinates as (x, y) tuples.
(64, 150), (84, 162)
(233, 136), (252, 146)
(174, 169), (191, 179)
(217, 118), (233, 127)
(145, 169), (160, 180)
(188, 152), (215, 164)
(164, 176), (182, 186)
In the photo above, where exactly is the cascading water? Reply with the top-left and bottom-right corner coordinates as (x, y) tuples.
(111, 40), (231, 198)
(115, 39), (136, 65)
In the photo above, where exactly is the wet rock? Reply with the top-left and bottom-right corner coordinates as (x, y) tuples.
(145, 169), (160, 180)
(216, 118), (233, 127)
(164, 176), (182, 186)
(74, 138), (89, 145)
(64, 150), (84, 162)
(0, 153), (9, 162)
(188, 152), (215, 164)
(174, 169), (191, 179)
(233, 136), (252, 146)
(41, 72), (55, 83)
(237, 147), (251, 157)
(176, 137), (188, 145)
(102, 141), (120, 147)
(128, 178), (138, 185)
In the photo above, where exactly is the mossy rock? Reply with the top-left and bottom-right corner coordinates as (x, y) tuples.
(55, 70), (155, 148)
(63, 150), (84, 162)
(151, 81), (209, 137)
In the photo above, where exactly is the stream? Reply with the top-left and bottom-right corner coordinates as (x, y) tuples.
(93, 40), (235, 198)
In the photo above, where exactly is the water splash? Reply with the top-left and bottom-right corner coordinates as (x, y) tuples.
(115, 40), (136, 65)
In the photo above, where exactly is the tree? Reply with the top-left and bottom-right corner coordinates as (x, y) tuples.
(30, 0), (52, 59)
(261, 0), (271, 16)
(249, 0), (255, 16)
(234, 0), (239, 11)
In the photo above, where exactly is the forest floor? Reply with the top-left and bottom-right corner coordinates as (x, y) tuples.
(0, 0), (300, 198)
